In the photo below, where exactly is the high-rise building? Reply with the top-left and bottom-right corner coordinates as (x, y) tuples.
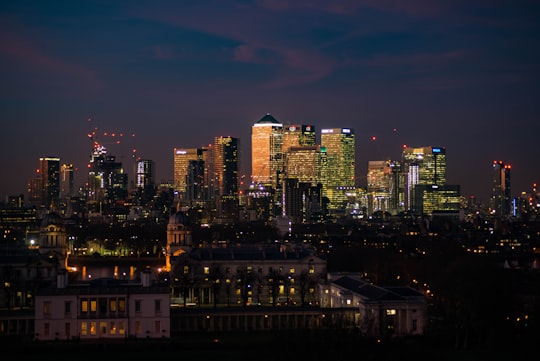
(282, 124), (316, 152)
(251, 113), (283, 188)
(87, 145), (128, 210)
(320, 128), (355, 215)
(135, 159), (156, 204)
(213, 136), (240, 197)
(173, 147), (208, 202)
(60, 163), (75, 199)
(491, 160), (512, 217)
(366, 160), (392, 215)
(39, 157), (60, 210)
(212, 136), (240, 222)
(284, 145), (321, 186)
(402, 146), (446, 212)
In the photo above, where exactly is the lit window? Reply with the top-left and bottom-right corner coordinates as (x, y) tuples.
(118, 298), (125, 312)
(81, 299), (88, 313)
(386, 309), (396, 315)
(90, 321), (97, 335)
(110, 299), (117, 312)
(90, 299), (97, 312)
(43, 301), (51, 316)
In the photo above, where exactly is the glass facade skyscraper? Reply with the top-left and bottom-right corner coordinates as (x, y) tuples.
(320, 128), (355, 215)
(39, 156), (60, 209)
(402, 146), (447, 212)
(251, 113), (283, 188)
(173, 147), (208, 202)
(491, 160), (512, 217)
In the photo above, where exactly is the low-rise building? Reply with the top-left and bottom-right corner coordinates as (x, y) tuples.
(323, 273), (427, 338)
(33, 269), (170, 341)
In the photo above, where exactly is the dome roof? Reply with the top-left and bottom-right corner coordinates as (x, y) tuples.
(168, 208), (190, 226)
(40, 211), (64, 228)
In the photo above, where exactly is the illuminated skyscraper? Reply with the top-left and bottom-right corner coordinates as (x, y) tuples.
(213, 136), (240, 197)
(173, 147), (208, 201)
(251, 113), (283, 188)
(402, 146), (446, 211)
(491, 160), (512, 217)
(212, 136), (240, 222)
(60, 163), (75, 199)
(282, 124), (316, 152)
(320, 128), (355, 215)
(135, 159), (156, 204)
(284, 146), (321, 185)
(39, 157), (60, 209)
(366, 160), (392, 214)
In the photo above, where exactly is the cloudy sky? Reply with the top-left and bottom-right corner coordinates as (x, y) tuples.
(1, 0), (539, 204)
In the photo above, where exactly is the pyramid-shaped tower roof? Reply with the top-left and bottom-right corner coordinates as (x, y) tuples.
(255, 113), (280, 124)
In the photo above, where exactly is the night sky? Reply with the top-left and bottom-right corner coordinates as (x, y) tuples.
(1, 1), (539, 205)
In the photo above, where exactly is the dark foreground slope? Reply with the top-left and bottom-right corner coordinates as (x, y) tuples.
(1, 330), (533, 361)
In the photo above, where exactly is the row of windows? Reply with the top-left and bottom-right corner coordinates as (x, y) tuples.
(43, 297), (162, 316)
(196, 265), (316, 275)
(40, 320), (163, 337)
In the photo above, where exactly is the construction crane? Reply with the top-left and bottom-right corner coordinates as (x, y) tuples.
(86, 117), (137, 160)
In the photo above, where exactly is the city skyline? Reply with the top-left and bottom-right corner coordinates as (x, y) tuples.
(1, 1), (539, 204)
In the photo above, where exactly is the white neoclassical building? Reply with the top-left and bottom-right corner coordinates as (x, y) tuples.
(34, 269), (170, 341)
(322, 273), (427, 338)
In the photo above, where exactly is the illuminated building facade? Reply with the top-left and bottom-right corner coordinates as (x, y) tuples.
(213, 136), (240, 197)
(320, 128), (355, 216)
(135, 159), (156, 205)
(491, 160), (512, 217)
(86, 144), (129, 210)
(402, 146), (447, 213)
(366, 160), (392, 215)
(173, 147), (208, 203)
(39, 157), (60, 210)
(282, 124), (316, 152)
(284, 146), (321, 185)
(212, 136), (240, 222)
(251, 113), (283, 188)
(60, 163), (74, 200)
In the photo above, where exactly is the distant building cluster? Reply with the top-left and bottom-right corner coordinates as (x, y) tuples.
(15, 113), (538, 225)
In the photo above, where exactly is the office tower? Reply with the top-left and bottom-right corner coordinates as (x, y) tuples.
(412, 184), (461, 216)
(39, 157), (60, 210)
(402, 146), (446, 212)
(251, 113), (283, 188)
(173, 147), (208, 202)
(213, 136), (240, 197)
(135, 159), (156, 204)
(185, 159), (206, 204)
(135, 159), (154, 189)
(366, 160), (392, 215)
(491, 160), (512, 217)
(87, 144), (128, 210)
(282, 124), (316, 152)
(320, 128), (355, 215)
(27, 173), (43, 208)
(388, 160), (405, 215)
(60, 163), (75, 199)
(212, 136), (240, 222)
(284, 146), (321, 185)
(283, 178), (324, 224)
(402, 146), (446, 186)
